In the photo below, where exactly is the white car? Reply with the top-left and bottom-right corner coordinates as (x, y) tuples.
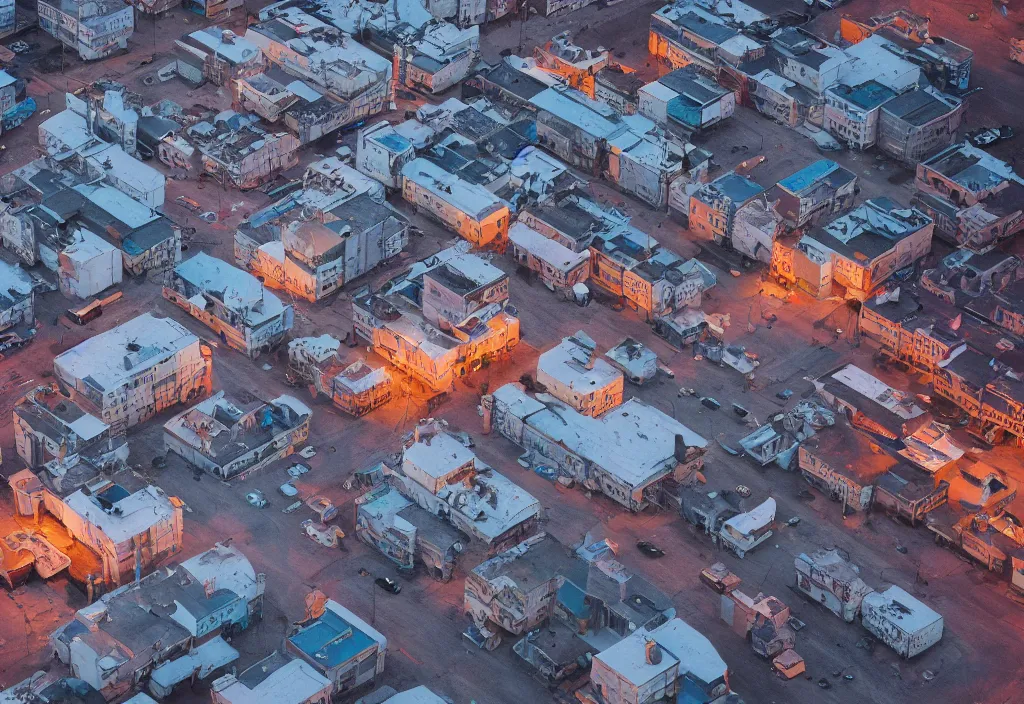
(287, 463), (310, 478)
(301, 520), (344, 548)
(246, 491), (268, 508)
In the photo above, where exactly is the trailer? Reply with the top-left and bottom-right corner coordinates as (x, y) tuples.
(794, 549), (875, 623)
(926, 507), (1024, 575)
(1, 97), (35, 134)
(719, 498), (776, 558)
(861, 586), (943, 658)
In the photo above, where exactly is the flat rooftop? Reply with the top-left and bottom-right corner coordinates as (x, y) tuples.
(471, 533), (568, 586)
(404, 431), (476, 479)
(506, 392), (706, 490)
(174, 253), (287, 328)
(538, 333), (622, 396)
(882, 89), (959, 126)
(54, 314), (199, 394)
(401, 158), (506, 220)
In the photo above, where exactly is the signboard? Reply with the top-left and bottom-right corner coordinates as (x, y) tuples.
(80, 7), (132, 45)
(38, 1), (78, 35)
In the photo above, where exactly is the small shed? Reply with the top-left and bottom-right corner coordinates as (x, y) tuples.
(719, 498), (775, 558)
(861, 586), (943, 658)
(873, 465), (949, 525)
(332, 361), (393, 417)
(604, 338), (658, 385)
(794, 549), (875, 623)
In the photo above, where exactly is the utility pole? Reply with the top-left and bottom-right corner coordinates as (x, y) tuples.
(371, 578), (377, 625)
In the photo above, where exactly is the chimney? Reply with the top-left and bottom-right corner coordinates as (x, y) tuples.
(674, 434), (690, 463)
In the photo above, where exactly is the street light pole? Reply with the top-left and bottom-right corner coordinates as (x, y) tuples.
(371, 578), (377, 626)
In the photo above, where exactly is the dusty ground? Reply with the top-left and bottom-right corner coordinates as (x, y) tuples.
(2, 0), (1024, 702)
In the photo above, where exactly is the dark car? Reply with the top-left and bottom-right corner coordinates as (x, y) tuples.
(375, 577), (401, 594)
(636, 541), (665, 558)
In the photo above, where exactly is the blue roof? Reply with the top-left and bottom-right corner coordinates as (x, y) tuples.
(829, 80), (896, 110)
(676, 12), (738, 45)
(778, 160), (839, 194)
(376, 132), (412, 153)
(666, 96), (702, 128)
(288, 609), (376, 669)
(712, 172), (764, 203)
(558, 580), (588, 620)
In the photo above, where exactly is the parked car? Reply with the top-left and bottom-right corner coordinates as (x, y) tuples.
(175, 196), (202, 213)
(301, 519), (344, 548)
(375, 576), (402, 594)
(306, 496), (338, 522)
(287, 463), (310, 478)
(636, 541), (665, 558)
(246, 490), (267, 508)
(967, 126), (1014, 147)
(700, 563), (742, 594)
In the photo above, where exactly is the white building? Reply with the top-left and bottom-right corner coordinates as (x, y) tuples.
(718, 497), (775, 558)
(604, 338), (658, 385)
(236, 160), (407, 302)
(39, 109), (166, 208)
(794, 549), (875, 623)
(57, 228), (122, 299)
(244, 9), (391, 127)
(285, 599), (388, 696)
(638, 66), (735, 135)
(0, 260), (34, 333)
(507, 221), (590, 294)
(394, 419), (540, 551)
(212, 654), (331, 704)
(164, 253), (293, 357)
(37, 0), (133, 61)
(489, 386), (707, 511)
(530, 86), (702, 210)
(59, 480), (182, 587)
(312, 0), (479, 93)
(401, 157), (510, 250)
(176, 27), (264, 86)
(591, 617), (732, 704)
(842, 35), (922, 93)
(53, 314), (212, 432)
(536, 331), (624, 417)
(816, 363), (964, 472)
(13, 383), (128, 471)
(356, 121), (417, 190)
(164, 392), (311, 480)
